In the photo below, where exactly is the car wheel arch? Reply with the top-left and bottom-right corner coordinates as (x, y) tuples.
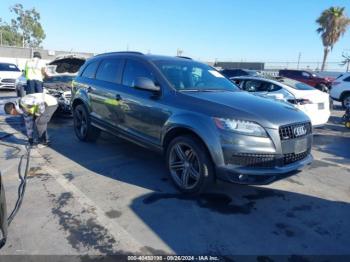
(340, 91), (350, 101)
(162, 126), (218, 172)
(72, 98), (89, 112)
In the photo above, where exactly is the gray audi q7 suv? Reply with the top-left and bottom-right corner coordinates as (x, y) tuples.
(71, 52), (313, 194)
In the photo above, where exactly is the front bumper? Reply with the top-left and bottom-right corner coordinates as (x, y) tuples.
(0, 78), (16, 89)
(216, 154), (312, 185)
(0, 83), (15, 89)
(215, 123), (313, 185)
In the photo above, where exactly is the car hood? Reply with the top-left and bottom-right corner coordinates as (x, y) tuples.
(0, 71), (22, 79)
(181, 91), (310, 129)
(46, 54), (87, 76)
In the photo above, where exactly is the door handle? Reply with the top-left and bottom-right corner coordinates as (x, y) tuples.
(115, 94), (122, 101)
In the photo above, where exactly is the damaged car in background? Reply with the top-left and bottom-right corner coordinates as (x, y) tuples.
(15, 54), (87, 114)
(231, 76), (331, 126)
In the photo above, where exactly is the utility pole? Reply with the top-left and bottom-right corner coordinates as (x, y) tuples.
(297, 52), (301, 69)
(177, 48), (183, 56)
(0, 31), (2, 46)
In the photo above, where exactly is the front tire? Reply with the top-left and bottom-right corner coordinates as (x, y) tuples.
(73, 104), (100, 142)
(166, 135), (214, 194)
(342, 94), (350, 109)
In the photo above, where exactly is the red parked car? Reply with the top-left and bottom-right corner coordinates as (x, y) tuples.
(279, 69), (334, 92)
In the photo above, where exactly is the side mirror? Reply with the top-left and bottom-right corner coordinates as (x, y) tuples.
(0, 174), (8, 248)
(134, 77), (160, 92)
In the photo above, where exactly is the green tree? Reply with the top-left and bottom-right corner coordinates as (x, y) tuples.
(10, 3), (46, 48)
(316, 6), (350, 71)
(0, 18), (22, 46)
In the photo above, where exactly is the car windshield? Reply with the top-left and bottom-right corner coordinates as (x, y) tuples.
(279, 78), (315, 90)
(0, 63), (20, 72)
(154, 60), (239, 91)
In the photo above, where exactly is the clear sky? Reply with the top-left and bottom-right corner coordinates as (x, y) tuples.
(1, 0), (350, 64)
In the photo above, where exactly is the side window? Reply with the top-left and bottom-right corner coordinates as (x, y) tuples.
(122, 60), (155, 87)
(81, 61), (99, 79)
(192, 67), (202, 85)
(96, 59), (123, 84)
(233, 79), (242, 87)
(343, 76), (350, 82)
(301, 72), (311, 78)
(244, 80), (266, 92)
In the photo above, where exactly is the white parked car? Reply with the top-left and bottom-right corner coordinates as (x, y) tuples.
(0, 63), (22, 90)
(231, 76), (331, 126)
(330, 73), (350, 108)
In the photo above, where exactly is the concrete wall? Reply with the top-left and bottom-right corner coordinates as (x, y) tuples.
(0, 46), (94, 70)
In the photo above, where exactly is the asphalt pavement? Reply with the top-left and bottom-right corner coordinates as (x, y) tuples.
(0, 90), (349, 257)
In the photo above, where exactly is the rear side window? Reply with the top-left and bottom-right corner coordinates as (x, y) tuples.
(301, 72), (311, 78)
(343, 76), (350, 82)
(96, 59), (123, 83)
(81, 61), (99, 79)
(122, 60), (155, 87)
(265, 83), (282, 92)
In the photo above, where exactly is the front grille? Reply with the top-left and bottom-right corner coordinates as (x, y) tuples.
(284, 150), (310, 165)
(1, 78), (15, 83)
(279, 122), (312, 141)
(229, 153), (276, 168)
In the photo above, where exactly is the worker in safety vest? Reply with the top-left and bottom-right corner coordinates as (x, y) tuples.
(4, 93), (58, 147)
(24, 51), (47, 94)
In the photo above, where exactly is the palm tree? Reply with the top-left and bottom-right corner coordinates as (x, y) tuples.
(341, 53), (350, 72)
(316, 7), (350, 71)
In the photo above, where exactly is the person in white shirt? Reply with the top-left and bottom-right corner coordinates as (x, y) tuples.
(4, 93), (58, 147)
(24, 52), (47, 94)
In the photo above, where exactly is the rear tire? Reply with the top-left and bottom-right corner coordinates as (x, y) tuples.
(166, 135), (214, 194)
(342, 94), (350, 109)
(73, 104), (100, 142)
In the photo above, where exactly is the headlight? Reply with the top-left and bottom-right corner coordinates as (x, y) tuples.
(213, 118), (267, 137)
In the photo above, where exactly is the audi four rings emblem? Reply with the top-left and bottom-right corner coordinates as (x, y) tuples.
(293, 126), (307, 137)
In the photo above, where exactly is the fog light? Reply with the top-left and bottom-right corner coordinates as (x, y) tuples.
(238, 174), (247, 181)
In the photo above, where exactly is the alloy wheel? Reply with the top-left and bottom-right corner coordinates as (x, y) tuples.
(169, 142), (201, 190)
(74, 107), (87, 138)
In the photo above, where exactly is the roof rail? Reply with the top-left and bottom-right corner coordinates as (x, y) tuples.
(96, 51), (144, 56)
(176, 56), (192, 60)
